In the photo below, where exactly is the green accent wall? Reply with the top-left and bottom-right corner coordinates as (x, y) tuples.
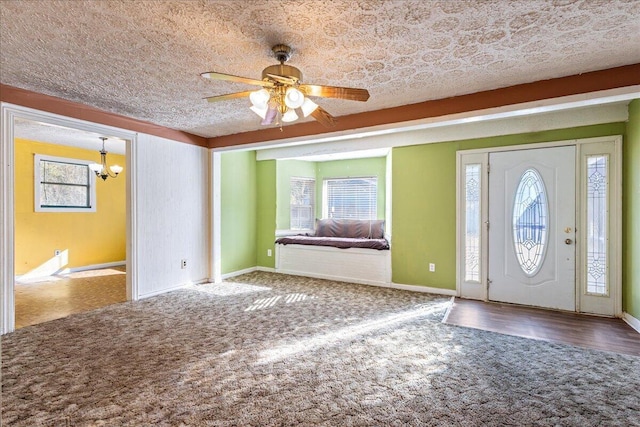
(392, 122), (626, 289)
(315, 157), (387, 219)
(624, 100), (640, 319)
(257, 160), (277, 268)
(276, 160), (316, 229)
(221, 151), (257, 274)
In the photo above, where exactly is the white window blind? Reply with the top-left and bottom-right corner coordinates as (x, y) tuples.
(324, 177), (377, 220)
(290, 177), (315, 230)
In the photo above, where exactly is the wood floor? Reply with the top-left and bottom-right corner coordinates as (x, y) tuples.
(443, 298), (640, 357)
(14, 266), (126, 329)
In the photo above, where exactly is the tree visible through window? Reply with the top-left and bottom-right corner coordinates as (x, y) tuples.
(290, 177), (315, 230)
(324, 177), (377, 220)
(35, 154), (96, 212)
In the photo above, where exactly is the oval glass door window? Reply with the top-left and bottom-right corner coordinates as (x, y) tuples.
(512, 168), (548, 276)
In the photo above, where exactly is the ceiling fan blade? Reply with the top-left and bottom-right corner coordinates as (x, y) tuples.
(265, 73), (299, 85)
(299, 84), (370, 102)
(201, 71), (274, 88)
(310, 106), (337, 127)
(204, 90), (254, 103)
(261, 106), (278, 125)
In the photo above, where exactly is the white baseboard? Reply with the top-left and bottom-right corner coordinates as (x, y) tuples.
(273, 269), (457, 296)
(16, 260), (126, 282)
(221, 267), (258, 280)
(138, 277), (210, 299)
(138, 283), (187, 299)
(213, 266), (274, 283)
(623, 312), (640, 334)
(276, 268), (390, 287)
(391, 282), (457, 296)
(63, 261), (126, 274)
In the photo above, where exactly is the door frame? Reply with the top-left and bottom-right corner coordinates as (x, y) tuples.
(456, 136), (622, 317)
(1, 103), (139, 334)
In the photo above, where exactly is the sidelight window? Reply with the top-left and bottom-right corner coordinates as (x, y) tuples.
(586, 155), (608, 295)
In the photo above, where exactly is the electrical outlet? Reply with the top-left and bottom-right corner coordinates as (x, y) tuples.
(181, 259), (187, 269)
(267, 249), (272, 257)
(429, 263), (436, 272)
(54, 249), (61, 256)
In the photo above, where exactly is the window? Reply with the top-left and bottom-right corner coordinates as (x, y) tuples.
(512, 168), (548, 276)
(464, 164), (481, 282)
(586, 155), (608, 296)
(34, 154), (96, 212)
(323, 177), (377, 220)
(290, 177), (315, 230)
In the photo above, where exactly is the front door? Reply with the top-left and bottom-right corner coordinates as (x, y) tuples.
(488, 146), (576, 311)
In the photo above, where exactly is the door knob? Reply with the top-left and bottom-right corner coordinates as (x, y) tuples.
(565, 238), (573, 245)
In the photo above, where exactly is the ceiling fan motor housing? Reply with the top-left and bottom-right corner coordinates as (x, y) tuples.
(261, 64), (303, 82)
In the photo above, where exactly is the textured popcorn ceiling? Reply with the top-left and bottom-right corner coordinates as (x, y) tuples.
(14, 119), (127, 154)
(1, 0), (639, 138)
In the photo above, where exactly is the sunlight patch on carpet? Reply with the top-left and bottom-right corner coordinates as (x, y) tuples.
(246, 293), (316, 311)
(185, 282), (271, 296)
(256, 301), (452, 364)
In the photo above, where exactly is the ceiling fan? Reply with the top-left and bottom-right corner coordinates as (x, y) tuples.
(201, 44), (370, 128)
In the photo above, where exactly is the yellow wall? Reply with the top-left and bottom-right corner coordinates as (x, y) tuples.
(14, 138), (126, 275)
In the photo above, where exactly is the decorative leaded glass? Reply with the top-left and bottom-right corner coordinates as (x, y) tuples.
(586, 155), (608, 295)
(464, 164), (481, 282)
(512, 168), (548, 276)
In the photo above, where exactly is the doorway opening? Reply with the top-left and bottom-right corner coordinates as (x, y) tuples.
(1, 104), (138, 333)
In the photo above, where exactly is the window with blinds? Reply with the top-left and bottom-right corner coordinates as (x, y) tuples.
(323, 177), (377, 220)
(290, 177), (315, 230)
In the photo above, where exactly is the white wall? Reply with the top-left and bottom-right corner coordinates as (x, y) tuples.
(134, 134), (209, 297)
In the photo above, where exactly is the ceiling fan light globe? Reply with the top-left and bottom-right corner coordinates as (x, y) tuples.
(250, 105), (268, 119)
(284, 87), (304, 109)
(282, 109), (299, 122)
(249, 89), (270, 109)
(301, 98), (319, 117)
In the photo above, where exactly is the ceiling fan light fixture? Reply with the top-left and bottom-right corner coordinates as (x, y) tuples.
(250, 104), (268, 119)
(300, 97), (319, 117)
(282, 109), (299, 122)
(284, 87), (304, 109)
(249, 88), (270, 109)
(202, 44), (369, 129)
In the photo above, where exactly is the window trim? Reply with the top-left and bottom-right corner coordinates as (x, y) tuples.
(34, 154), (97, 213)
(322, 176), (378, 220)
(289, 176), (315, 231)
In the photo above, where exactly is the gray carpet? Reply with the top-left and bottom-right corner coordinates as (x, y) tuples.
(2, 271), (639, 426)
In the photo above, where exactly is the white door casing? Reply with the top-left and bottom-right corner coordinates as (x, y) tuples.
(0, 103), (138, 334)
(488, 146), (576, 311)
(457, 137), (622, 317)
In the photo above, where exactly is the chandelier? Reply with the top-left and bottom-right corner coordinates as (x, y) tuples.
(89, 137), (123, 181)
